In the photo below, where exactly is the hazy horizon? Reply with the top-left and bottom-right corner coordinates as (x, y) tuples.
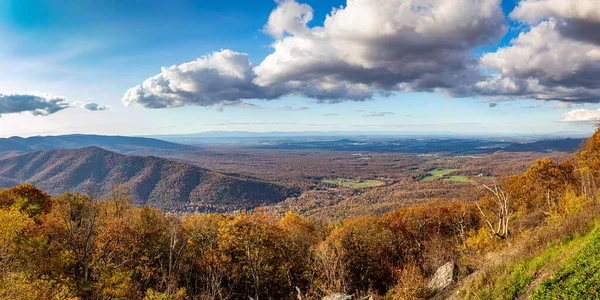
(0, 129), (593, 140)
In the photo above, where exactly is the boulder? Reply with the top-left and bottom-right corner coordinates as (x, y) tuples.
(321, 293), (373, 300)
(427, 261), (459, 292)
(322, 294), (353, 300)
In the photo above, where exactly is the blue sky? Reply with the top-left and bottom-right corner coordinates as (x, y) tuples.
(0, 0), (599, 137)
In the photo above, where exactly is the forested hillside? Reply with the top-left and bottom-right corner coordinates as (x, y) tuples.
(1, 128), (600, 299)
(0, 147), (293, 212)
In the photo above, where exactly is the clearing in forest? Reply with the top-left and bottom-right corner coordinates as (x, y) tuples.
(421, 168), (471, 182)
(321, 178), (385, 188)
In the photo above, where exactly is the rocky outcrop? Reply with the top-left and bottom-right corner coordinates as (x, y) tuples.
(321, 294), (372, 300)
(428, 261), (459, 292)
(322, 294), (353, 300)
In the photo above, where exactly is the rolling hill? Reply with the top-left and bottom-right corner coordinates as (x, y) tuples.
(0, 147), (294, 212)
(0, 134), (194, 157)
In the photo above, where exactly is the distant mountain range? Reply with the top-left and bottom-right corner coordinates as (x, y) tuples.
(502, 138), (585, 153)
(0, 134), (194, 157)
(0, 147), (294, 212)
(243, 137), (586, 154)
(146, 131), (588, 152)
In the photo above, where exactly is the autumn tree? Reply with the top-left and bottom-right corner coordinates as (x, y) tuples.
(326, 215), (398, 295)
(0, 184), (53, 220)
(45, 192), (101, 296)
(180, 213), (232, 299)
(218, 212), (289, 300)
(278, 212), (321, 297)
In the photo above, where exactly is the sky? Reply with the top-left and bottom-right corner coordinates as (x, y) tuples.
(1, 0), (600, 137)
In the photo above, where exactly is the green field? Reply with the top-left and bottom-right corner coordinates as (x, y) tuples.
(444, 176), (471, 182)
(322, 178), (385, 188)
(420, 168), (458, 182)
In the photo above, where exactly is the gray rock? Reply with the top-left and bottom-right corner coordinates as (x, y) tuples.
(322, 294), (353, 300)
(427, 261), (459, 292)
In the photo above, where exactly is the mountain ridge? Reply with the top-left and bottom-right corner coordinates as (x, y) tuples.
(0, 134), (194, 157)
(0, 146), (294, 212)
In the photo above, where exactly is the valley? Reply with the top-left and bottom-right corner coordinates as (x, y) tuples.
(0, 134), (576, 219)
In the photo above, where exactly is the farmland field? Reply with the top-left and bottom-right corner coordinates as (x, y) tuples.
(321, 178), (385, 188)
(421, 168), (459, 182)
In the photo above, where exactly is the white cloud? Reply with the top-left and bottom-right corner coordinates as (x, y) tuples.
(0, 93), (71, 116)
(122, 50), (287, 109)
(254, 0), (506, 100)
(510, 0), (600, 25)
(121, 0), (600, 109)
(215, 100), (266, 112)
(124, 0), (507, 108)
(81, 102), (108, 112)
(555, 102), (573, 109)
(476, 0), (600, 103)
(265, 0), (313, 38)
(562, 108), (600, 122)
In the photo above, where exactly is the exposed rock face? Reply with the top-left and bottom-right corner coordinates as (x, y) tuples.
(321, 294), (372, 300)
(322, 294), (353, 300)
(428, 261), (459, 292)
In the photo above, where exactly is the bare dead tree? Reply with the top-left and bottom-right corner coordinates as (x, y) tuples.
(476, 183), (513, 239)
(453, 210), (471, 248)
(579, 169), (598, 200)
(166, 215), (187, 296)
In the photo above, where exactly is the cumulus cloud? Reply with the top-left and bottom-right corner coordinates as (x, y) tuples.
(511, 0), (600, 27)
(278, 105), (310, 111)
(363, 111), (394, 117)
(561, 108), (600, 122)
(264, 0), (313, 38)
(323, 113), (339, 116)
(0, 94), (70, 116)
(254, 0), (506, 100)
(124, 0), (507, 108)
(81, 102), (108, 112)
(477, 0), (600, 103)
(122, 0), (600, 108)
(122, 50), (287, 109)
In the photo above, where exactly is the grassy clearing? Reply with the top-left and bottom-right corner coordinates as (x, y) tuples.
(533, 225), (600, 299)
(459, 221), (600, 300)
(444, 176), (471, 182)
(463, 236), (587, 299)
(321, 178), (385, 188)
(420, 168), (459, 182)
